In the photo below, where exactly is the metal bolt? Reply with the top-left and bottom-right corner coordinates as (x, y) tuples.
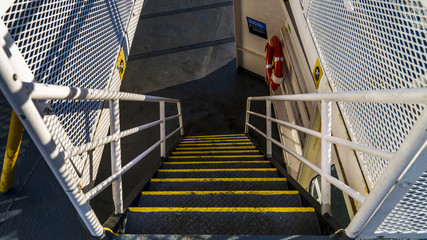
(399, 181), (411, 188)
(12, 74), (18, 81)
(44, 107), (52, 115)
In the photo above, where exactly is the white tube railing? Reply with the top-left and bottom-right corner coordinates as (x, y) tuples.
(1, 74), (184, 235)
(245, 88), (427, 219)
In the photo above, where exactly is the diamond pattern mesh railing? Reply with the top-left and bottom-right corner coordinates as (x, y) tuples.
(306, 0), (426, 186)
(1, 0), (134, 184)
(376, 169), (427, 234)
(305, 0), (427, 236)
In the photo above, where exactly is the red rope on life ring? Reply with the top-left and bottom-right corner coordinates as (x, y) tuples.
(265, 35), (284, 91)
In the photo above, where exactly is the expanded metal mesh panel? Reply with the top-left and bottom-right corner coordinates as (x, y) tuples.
(2, 1), (133, 149)
(376, 169), (427, 234)
(306, 0), (427, 185)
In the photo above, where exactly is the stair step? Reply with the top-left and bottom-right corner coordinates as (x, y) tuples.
(175, 146), (257, 150)
(178, 142), (253, 147)
(155, 168), (279, 178)
(162, 161), (272, 169)
(123, 134), (321, 236)
(168, 155), (265, 160)
(125, 208), (320, 235)
(148, 178), (288, 191)
(171, 150), (260, 155)
(180, 139), (251, 143)
(138, 191), (301, 207)
(184, 134), (246, 138)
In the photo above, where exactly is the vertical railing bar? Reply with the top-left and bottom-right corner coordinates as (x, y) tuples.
(160, 101), (166, 158)
(177, 101), (184, 136)
(321, 100), (332, 215)
(266, 100), (272, 158)
(245, 99), (251, 134)
(109, 99), (123, 214)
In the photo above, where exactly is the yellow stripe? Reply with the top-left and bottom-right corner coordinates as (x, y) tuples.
(185, 134), (245, 138)
(180, 139), (251, 143)
(157, 168), (277, 172)
(103, 228), (119, 236)
(178, 143), (253, 146)
(129, 207), (314, 213)
(175, 146), (256, 150)
(169, 155), (264, 159)
(172, 150), (259, 154)
(163, 161), (269, 164)
(141, 190), (299, 195)
(150, 178), (286, 182)
(183, 137), (248, 141)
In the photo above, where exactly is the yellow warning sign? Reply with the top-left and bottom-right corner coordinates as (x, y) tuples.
(117, 49), (126, 81)
(312, 58), (323, 89)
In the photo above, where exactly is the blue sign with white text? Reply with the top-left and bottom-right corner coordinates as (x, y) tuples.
(246, 17), (267, 39)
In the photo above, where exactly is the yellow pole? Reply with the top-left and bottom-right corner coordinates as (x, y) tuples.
(0, 111), (24, 192)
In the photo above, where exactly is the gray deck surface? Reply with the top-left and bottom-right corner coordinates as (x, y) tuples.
(0, 0), (271, 239)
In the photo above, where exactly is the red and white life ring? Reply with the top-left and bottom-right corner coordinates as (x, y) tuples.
(265, 35), (284, 91)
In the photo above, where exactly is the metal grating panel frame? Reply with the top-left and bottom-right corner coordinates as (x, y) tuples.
(1, 0), (135, 187)
(376, 169), (427, 235)
(305, 0), (427, 187)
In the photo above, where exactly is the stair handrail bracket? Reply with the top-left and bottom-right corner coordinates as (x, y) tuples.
(0, 35), (184, 236)
(245, 88), (427, 238)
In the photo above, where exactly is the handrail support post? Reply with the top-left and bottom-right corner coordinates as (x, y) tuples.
(109, 99), (123, 214)
(160, 101), (166, 158)
(266, 100), (272, 158)
(321, 100), (332, 215)
(177, 102), (184, 136)
(245, 99), (251, 134)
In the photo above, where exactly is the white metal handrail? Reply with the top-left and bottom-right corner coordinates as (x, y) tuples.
(0, 44), (184, 236)
(245, 88), (427, 225)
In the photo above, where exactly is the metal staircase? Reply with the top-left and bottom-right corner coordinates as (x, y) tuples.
(124, 134), (320, 235)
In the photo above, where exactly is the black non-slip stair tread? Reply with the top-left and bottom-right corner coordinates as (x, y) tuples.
(161, 162), (273, 169)
(148, 180), (288, 191)
(155, 171), (279, 178)
(177, 143), (254, 147)
(124, 134), (321, 236)
(171, 151), (262, 156)
(125, 210), (320, 235)
(138, 192), (302, 207)
(167, 156), (266, 161)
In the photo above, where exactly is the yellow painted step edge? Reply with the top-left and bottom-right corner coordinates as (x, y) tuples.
(175, 146), (256, 150)
(185, 134), (245, 138)
(128, 207), (315, 213)
(163, 161), (269, 164)
(178, 143), (253, 146)
(172, 150), (259, 154)
(180, 140), (251, 143)
(168, 155), (264, 159)
(183, 137), (248, 141)
(141, 190), (299, 195)
(157, 168), (277, 172)
(104, 228), (118, 236)
(150, 177), (286, 182)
